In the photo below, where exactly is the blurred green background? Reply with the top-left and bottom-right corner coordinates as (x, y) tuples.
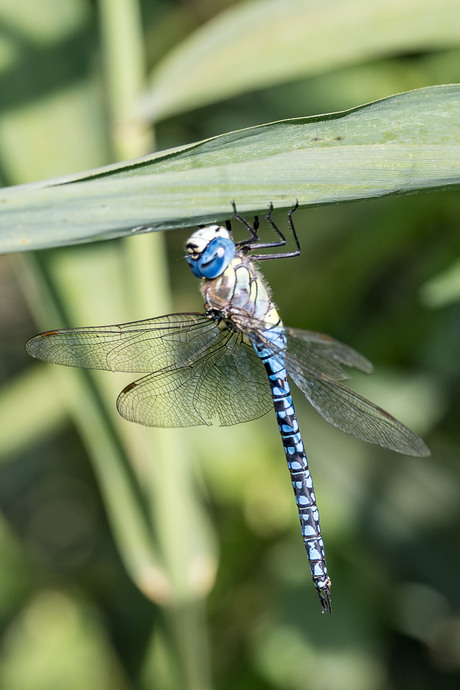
(1, 1), (460, 689)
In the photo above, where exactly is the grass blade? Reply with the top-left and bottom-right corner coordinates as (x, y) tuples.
(1, 85), (459, 253)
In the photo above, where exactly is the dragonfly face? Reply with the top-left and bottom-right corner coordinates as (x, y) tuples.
(185, 224), (236, 278)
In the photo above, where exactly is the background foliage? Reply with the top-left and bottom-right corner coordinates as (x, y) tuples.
(0, 1), (459, 689)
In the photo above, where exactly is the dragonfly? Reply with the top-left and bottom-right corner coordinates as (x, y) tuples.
(26, 203), (430, 612)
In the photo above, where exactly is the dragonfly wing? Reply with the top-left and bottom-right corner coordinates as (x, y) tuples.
(117, 331), (273, 427)
(25, 313), (221, 373)
(285, 328), (373, 381)
(288, 368), (430, 457)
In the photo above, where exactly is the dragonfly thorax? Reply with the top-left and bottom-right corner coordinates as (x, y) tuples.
(185, 224), (236, 279)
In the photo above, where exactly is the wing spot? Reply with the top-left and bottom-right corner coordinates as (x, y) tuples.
(123, 382), (137, 393)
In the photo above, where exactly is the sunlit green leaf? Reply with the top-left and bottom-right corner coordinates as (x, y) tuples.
(1, 85), (459, 253)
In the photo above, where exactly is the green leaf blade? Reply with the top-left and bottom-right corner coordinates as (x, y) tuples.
(0, 86), (459, 253)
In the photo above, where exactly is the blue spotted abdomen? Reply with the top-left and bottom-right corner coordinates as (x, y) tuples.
(253, 331), (332, 612)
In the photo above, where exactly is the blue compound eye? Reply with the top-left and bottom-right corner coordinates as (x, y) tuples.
(188, 237), (235, 278)
(186, 255), (203, 278)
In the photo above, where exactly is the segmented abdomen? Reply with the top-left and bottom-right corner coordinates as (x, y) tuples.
(254, 336), (332, 612)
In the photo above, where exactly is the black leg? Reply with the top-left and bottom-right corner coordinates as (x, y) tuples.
(232, 201), (301, 260)
(231, 201), (261, 246)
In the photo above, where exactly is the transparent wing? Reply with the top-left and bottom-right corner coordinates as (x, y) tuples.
(26, 312), (272, 427)
(286, 361), (430, 457)
(285, 327), (373, 381)
(117, 331), (273, 427)
(256, 326), (428, 457)
(25, 313), (222, 373)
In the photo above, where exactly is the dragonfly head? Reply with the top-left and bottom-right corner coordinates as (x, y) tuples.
(185, 224), (236, 279)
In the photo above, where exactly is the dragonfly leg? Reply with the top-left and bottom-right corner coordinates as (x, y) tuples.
(231, 200), (260, 246)
(232, 201), (301, 260)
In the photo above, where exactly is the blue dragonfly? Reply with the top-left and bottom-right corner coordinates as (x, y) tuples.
(26, 204), (430, 612)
